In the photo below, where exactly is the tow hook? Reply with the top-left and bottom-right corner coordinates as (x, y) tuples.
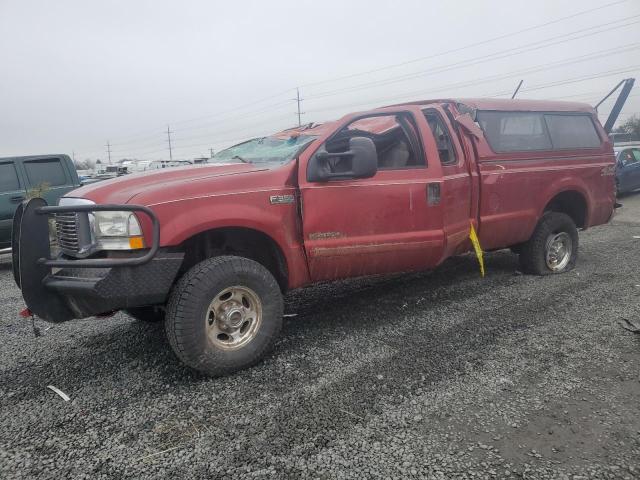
(20, 308), (42, 337)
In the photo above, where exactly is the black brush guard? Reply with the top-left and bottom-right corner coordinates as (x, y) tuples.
(12, 198), (183, 322)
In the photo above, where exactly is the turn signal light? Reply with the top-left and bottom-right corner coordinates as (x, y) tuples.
(128, 236), (145, 249)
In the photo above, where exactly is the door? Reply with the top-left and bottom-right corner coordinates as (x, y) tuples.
(19, 156), (77, 206)
(299, 110), (447, 282)
(0, 160), (26, 248)
(618, 148), (640, 192)
(423, 107), (473, 258)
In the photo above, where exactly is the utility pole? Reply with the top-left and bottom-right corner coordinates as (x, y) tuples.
(294, 87), (304, 127)
(511, 80), (524, 99)
(166, 125), (173, 161)
(210, 148), (215, 159)
(105, 141), (112, 164)
(72, 151), (76, 162)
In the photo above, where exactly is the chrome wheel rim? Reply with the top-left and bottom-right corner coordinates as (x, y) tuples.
(545, 232), (572, 272)
(205, 286), (262, 350)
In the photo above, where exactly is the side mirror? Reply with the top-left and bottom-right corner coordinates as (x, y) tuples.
(307, 136), (378, 182)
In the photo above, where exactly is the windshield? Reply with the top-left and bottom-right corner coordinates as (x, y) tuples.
(212, 135), (317, 165)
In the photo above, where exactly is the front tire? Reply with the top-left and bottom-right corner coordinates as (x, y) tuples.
(519, 212), (578, 275)
(165, 256), (283, 376)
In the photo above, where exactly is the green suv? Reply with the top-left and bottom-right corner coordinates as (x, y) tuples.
(0, 155), (80, 250)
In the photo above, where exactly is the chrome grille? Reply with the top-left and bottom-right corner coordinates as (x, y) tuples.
(55, 212), (80, 253)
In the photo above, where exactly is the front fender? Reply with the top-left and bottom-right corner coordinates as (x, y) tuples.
(152, 192), (311, 288)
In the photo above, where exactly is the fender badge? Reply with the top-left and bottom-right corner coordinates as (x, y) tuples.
(308, 231), (343, 240)
(269, 194), (295, 205)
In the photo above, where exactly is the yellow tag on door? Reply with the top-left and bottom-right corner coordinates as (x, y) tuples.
(469, 222), (485, 278)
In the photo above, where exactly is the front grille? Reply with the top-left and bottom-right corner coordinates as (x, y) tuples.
(55, 212), (80, 253)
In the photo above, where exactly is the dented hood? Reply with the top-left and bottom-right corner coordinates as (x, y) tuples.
(65, 163), (267, 205)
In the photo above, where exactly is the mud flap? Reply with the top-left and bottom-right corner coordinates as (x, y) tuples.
(18, 198), (75, 322)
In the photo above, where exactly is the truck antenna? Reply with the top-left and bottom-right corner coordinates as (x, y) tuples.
(511, 80), (524, 99)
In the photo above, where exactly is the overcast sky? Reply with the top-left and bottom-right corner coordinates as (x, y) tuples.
(1, 0), (639, 162)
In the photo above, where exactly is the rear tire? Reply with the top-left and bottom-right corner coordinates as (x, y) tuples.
(165, 256), (283, 376)
(519, 212), (578, 275)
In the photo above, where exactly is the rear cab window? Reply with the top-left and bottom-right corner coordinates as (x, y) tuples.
(476, 111), (602, 153)
(23, 157), (69, 187)
(0, 162), (22, 192)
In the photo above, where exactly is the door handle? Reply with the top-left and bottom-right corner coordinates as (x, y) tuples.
(10, 196), (25, 204)
(426, 183), (441, 206)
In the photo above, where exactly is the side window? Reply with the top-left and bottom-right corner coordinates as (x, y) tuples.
(424, 112), (457, 165)
(0, 162), (21, 192)
(621, 149), (640, 166)
(476, 111), (551, 152)
(23, 158), (68, 187)
(325, 114), (424, 171)
(544, 114), (601, 149)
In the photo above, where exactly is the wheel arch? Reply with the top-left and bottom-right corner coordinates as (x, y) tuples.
(542, 189), (590, 229)
(177, 226), (289, 292)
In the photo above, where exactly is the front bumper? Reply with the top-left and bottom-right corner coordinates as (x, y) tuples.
(12, 198), (183, 322)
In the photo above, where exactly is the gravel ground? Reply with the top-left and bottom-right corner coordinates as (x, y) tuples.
(1, 196), (640, 479)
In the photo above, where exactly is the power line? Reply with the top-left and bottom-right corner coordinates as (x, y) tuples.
(298, 0), (630, 89)
(79, 1), (638, 159)
(171, 99), (293, 134)
(304, 51), (640, 116)
(105, 24), (640, 156)
(87, 88), (297, 148)
(170, 113), (293, 145)
(109, 67), (640, 160)
(107, 35), (640, 156)
(79, 0), (632, 155)
(304, 17), (640, 101)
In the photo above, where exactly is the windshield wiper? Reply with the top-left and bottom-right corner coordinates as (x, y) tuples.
(232, 155), (250, 163)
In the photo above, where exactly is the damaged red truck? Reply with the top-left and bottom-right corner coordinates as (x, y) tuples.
(13, 97), (621, 376)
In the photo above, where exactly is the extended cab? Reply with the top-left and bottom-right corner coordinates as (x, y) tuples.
(12, 98), (617, 376)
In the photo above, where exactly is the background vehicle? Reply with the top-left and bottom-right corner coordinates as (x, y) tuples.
(0, 154), (79, 250)
(138, 159), (193, 171)
(614, 145), (640, 195)
(12, 98), (619, 376)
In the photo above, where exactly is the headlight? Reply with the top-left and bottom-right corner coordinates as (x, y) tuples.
(58, 197), (145, 252)
(92, 211), (145, 250)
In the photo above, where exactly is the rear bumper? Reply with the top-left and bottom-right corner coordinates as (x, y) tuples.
(13, 198), (183, 322)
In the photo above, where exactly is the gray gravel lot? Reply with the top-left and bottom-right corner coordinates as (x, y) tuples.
(1, 196), (640, 479)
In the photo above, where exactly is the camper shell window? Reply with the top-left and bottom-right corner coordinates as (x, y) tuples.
(476, 111), (601, 153)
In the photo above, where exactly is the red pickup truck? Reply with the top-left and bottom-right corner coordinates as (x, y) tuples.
(13, 98), (618, 376)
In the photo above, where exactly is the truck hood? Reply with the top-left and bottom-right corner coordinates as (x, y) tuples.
(66, 163), (270, 205)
